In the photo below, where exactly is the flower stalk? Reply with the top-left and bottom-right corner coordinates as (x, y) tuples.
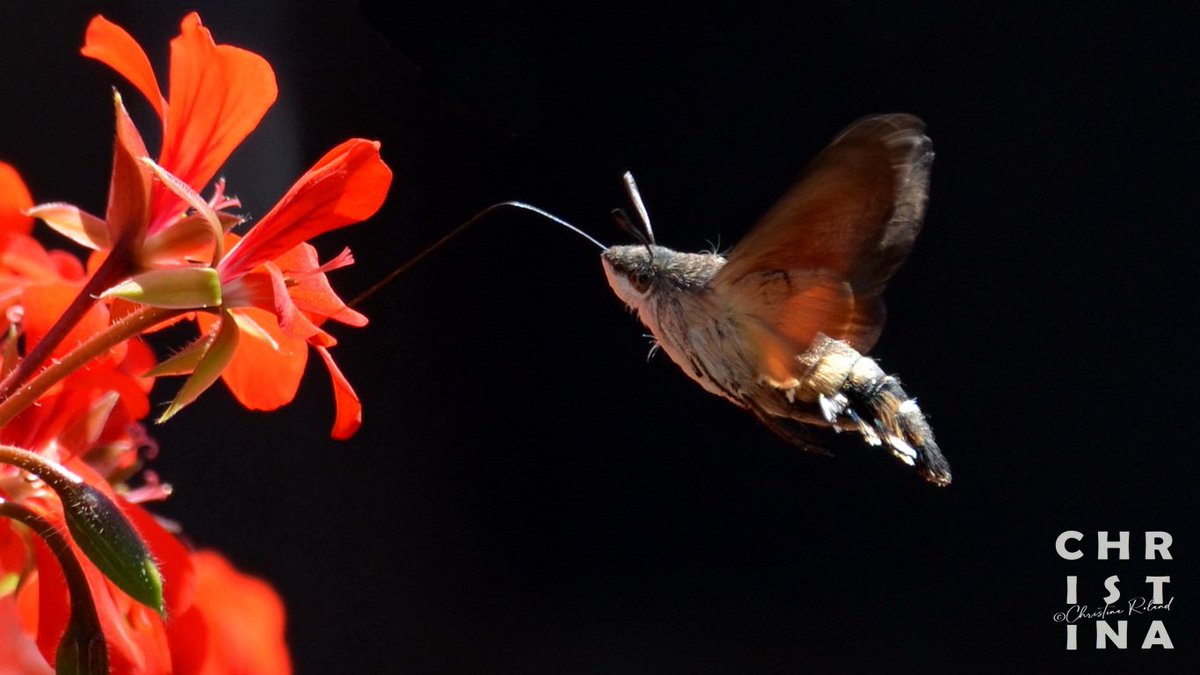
(0, 306), (181, 428)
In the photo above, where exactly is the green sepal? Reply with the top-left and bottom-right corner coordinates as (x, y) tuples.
(157, 309), (240, 423)
(143, 330), (213, 377)
(100, 267), (221, 309)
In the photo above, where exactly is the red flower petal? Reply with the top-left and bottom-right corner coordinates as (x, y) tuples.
(165, 604), (209, 674)
(24, 539), (70, 669)
(119, 336), (158, 396)
(0, 597), (52, 674)
(154, 13), (277, 225)
(21, 281), (114, 360)
(219, 139), (391, 277)
(81, 15), (167, 121)
(187, 551), (292, 675)
(0, 233), (63, 282)
(0, 162), (34, 236)
(315, 345), (362, 439)
(268, 264), (329, 343)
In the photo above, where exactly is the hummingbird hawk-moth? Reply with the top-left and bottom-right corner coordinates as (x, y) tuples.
(601, 114), (951, 486)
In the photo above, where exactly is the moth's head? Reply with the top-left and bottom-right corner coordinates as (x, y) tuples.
(602, 245), (725, 308)
(601, 244), (669, 306)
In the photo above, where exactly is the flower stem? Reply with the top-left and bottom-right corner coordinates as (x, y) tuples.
(0, 443), (85, 490)
(0, 248), (131, 402)
(0, 305), (181, 428)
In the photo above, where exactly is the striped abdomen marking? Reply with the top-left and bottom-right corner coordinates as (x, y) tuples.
(796, 336), (951, 486)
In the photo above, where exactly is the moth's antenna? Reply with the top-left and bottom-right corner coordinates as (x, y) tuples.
(611, 208), (655, 263)
(611, 208), (648, 245)
(349, 201), (605, 309)
(622, 171), (655, 244)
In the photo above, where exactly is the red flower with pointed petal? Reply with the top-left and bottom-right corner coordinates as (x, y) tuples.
(82, 12), (277, 234)
(31, 12), (272, 267)
(2, 10), (396, 671)
(174, 138), (390, 439)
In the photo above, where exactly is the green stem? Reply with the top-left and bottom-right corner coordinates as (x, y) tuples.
(0, 306), (181, 428)
(0, 444), (85, 491)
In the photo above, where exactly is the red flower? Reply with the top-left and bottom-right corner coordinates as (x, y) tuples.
(187, 138), (391, 439)
(29, 13), (273, 270)
(81, 12), (276, 236)
(54, 14), (392, 438)
(3, 10), (391, 672)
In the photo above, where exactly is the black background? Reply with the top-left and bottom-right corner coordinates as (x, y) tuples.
(2, 1), (1198, 672)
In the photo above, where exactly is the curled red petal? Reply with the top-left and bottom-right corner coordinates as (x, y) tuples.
(264, 262), (329, 343)
(316, 345), (362, 439)
(81, 15), (167, 121)
(275, 243), (368, 328)
(26, 537), (70, 668)
(219, 139), (392, 277)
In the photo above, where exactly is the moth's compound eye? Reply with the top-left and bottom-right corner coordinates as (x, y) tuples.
(628, 270), (652, 294)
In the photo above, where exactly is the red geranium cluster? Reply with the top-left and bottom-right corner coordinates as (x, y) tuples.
(0, 13), (390, 673)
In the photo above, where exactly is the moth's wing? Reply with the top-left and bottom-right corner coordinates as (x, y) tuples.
(713, 114), (933, 357)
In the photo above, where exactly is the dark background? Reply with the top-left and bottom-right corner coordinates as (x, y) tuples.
(2, 1), (1198, 672)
